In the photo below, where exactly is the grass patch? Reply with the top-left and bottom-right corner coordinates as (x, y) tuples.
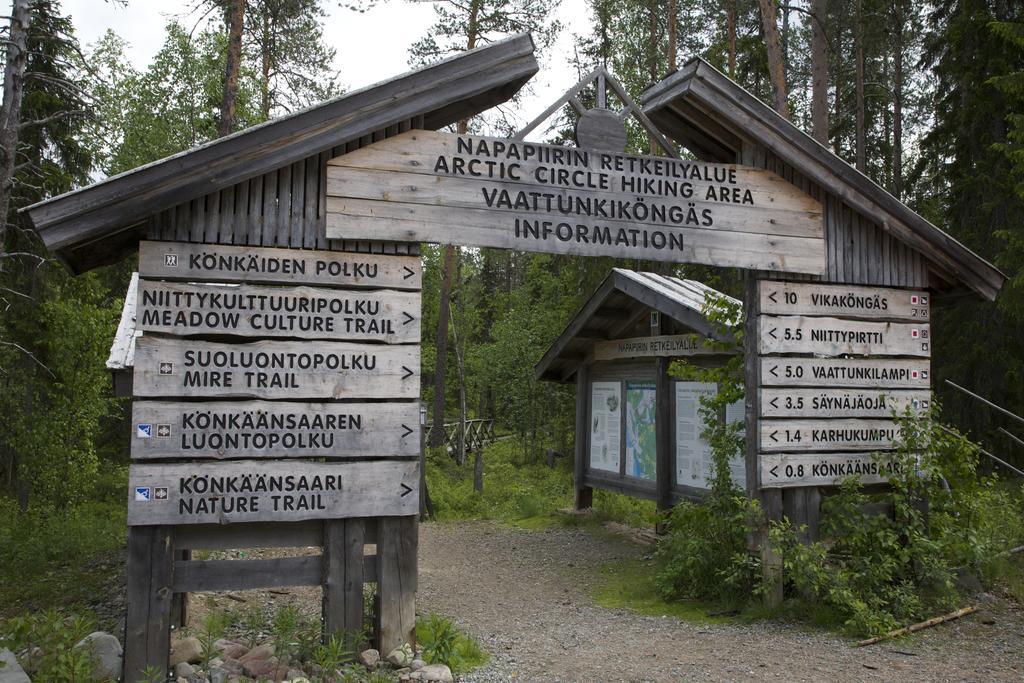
(0, 496), (126, 621)
(425, 439), (659, 530)
(593, 558), (734, 625)
(416, 613), (489, 674)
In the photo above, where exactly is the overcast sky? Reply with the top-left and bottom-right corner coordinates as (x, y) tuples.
(63, 0), (591, 136)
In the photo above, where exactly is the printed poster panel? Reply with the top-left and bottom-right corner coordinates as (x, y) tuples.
(626, 382), (657, 481)
(589, 381), (622, 474)
(674, 382), (746, 490)
(725, 398), (746, 489)
(674, 382), (716, 489)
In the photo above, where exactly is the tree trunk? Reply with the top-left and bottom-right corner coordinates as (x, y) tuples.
(667, 0), (677, 72)
(429, 244), (456, 448)
(454, 254), (467, 467)
(473, 449), (483, 493)
(219, 0), (245, 137)
(810, 0), (828, 144)
(260, 9), (272, 120)
(892, 4), (904, 199)
(757, 0), (789, 119)
(854, 0), (866, 172)
(0, 0), (30, 257)
(648, 0), (659, 153)
(726, 0), (737, 78)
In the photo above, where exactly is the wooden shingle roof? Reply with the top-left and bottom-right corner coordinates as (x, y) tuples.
(25, 33), (538, 273)
(641, 58), (1005, 301)
(535, 268), (739, 382)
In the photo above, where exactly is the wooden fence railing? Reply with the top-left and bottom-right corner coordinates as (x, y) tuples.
(424, 419), (497, 452)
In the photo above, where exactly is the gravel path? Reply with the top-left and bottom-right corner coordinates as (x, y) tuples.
(416, 520), (1024, 682)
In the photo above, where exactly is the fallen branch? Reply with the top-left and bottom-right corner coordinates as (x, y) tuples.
(854, 605), (979, 647)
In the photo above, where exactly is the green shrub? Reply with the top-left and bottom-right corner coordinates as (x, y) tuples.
(656, 293), (761, 605)
(0, 609), (99, 682)
(415, 613), (487, 674)
(771, 409), (1024, 636)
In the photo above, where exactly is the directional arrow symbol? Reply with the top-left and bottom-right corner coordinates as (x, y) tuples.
(402, 265), (415, 280)
(401, 424), (414, 438)
(769, 465), (779, 477)
(769, 327), (778, 340)
(400, 483), (413, 497)
(769, 365), (779, 378)
(402, 311), (414, 325)
(769, 397), (779, 409)
(401, 365), (414, 380)
(768, 291), (778, 304)
(770, 430), (779, 443)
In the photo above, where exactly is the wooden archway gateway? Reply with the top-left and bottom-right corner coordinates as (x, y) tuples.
(25, 33), (1003, 681)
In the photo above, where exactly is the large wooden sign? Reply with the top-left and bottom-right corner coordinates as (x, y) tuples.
(325, 130), (826, 274)
(138, 241), (422, 289)
(133, 337), (420, 400)
(759, 452), (903, 488)
(127, 459), (419, 525)
(590, 334), (720, 361)
(137, 280), (420, 342)
(760, 418), (902, 452)
(760, 357), (930, 389)
(758, 315), (930, 357)
(759, 281), (929, 320)
(131, 400), (420, 459)
(760, 388), (930, 418)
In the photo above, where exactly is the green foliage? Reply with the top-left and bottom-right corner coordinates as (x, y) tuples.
(311, 633), (356, 674)
(0, 609), (98, 682)
(0, 499), (125, 616)
(772, 410), (1024, 636)
(415, 614), (488, 674)
(196, 608), (230, 669)
(270, 603), (320, 667)
(657, 293), (761, 606)
(425, 440), (573, 522)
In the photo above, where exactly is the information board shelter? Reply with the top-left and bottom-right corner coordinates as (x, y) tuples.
(535, 268), (742, 510)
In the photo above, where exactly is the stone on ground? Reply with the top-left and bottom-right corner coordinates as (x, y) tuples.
(214, 638), (250, 660)
(411, 658), (426, 670)
(169, 635), (202, 666)
(387, 642), (415, 667)
(409, 663), (454, 682)
(0, 649), (31, 683)
(358, 647), (381, 670)
(74, 631), (123, 681)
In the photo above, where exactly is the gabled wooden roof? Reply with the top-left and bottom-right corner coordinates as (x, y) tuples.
(641, 58), (1005, 302)
(25, 33), (538, 273)
(535, 268), (739, 382)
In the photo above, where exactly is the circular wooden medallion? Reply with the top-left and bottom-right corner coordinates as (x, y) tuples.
(575, 108), (628, 152)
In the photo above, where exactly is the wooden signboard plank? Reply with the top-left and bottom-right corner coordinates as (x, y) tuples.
(760, 388), (931, 418)
(127, 459), (419, 525)
(325, 130), (826, 275)
(328, 199), (825, 275)
(758, 315), (931, 357)
(131, 400), (420, 459)
(329, 167), (823, 239)
(759, 281), (929, 321)
(760, 357), (931, 389)
(136, 280), (420, 343)
(138, 241), (422, 290)
(133, 337), (420, 400)
(759, 452), (904, 488)
(590, 334), (723, 361)
(759, 418), (904, 452)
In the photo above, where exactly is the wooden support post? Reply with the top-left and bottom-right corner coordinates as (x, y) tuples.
(744, 273), (783, 607)
(573, 365), (593, 510)
(169, 549), (190, 629)
(655, 354), (673, 513)
(323, 518), (366, 647)
(376, 516), (418, 654)
(123, 526), (174, 683)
